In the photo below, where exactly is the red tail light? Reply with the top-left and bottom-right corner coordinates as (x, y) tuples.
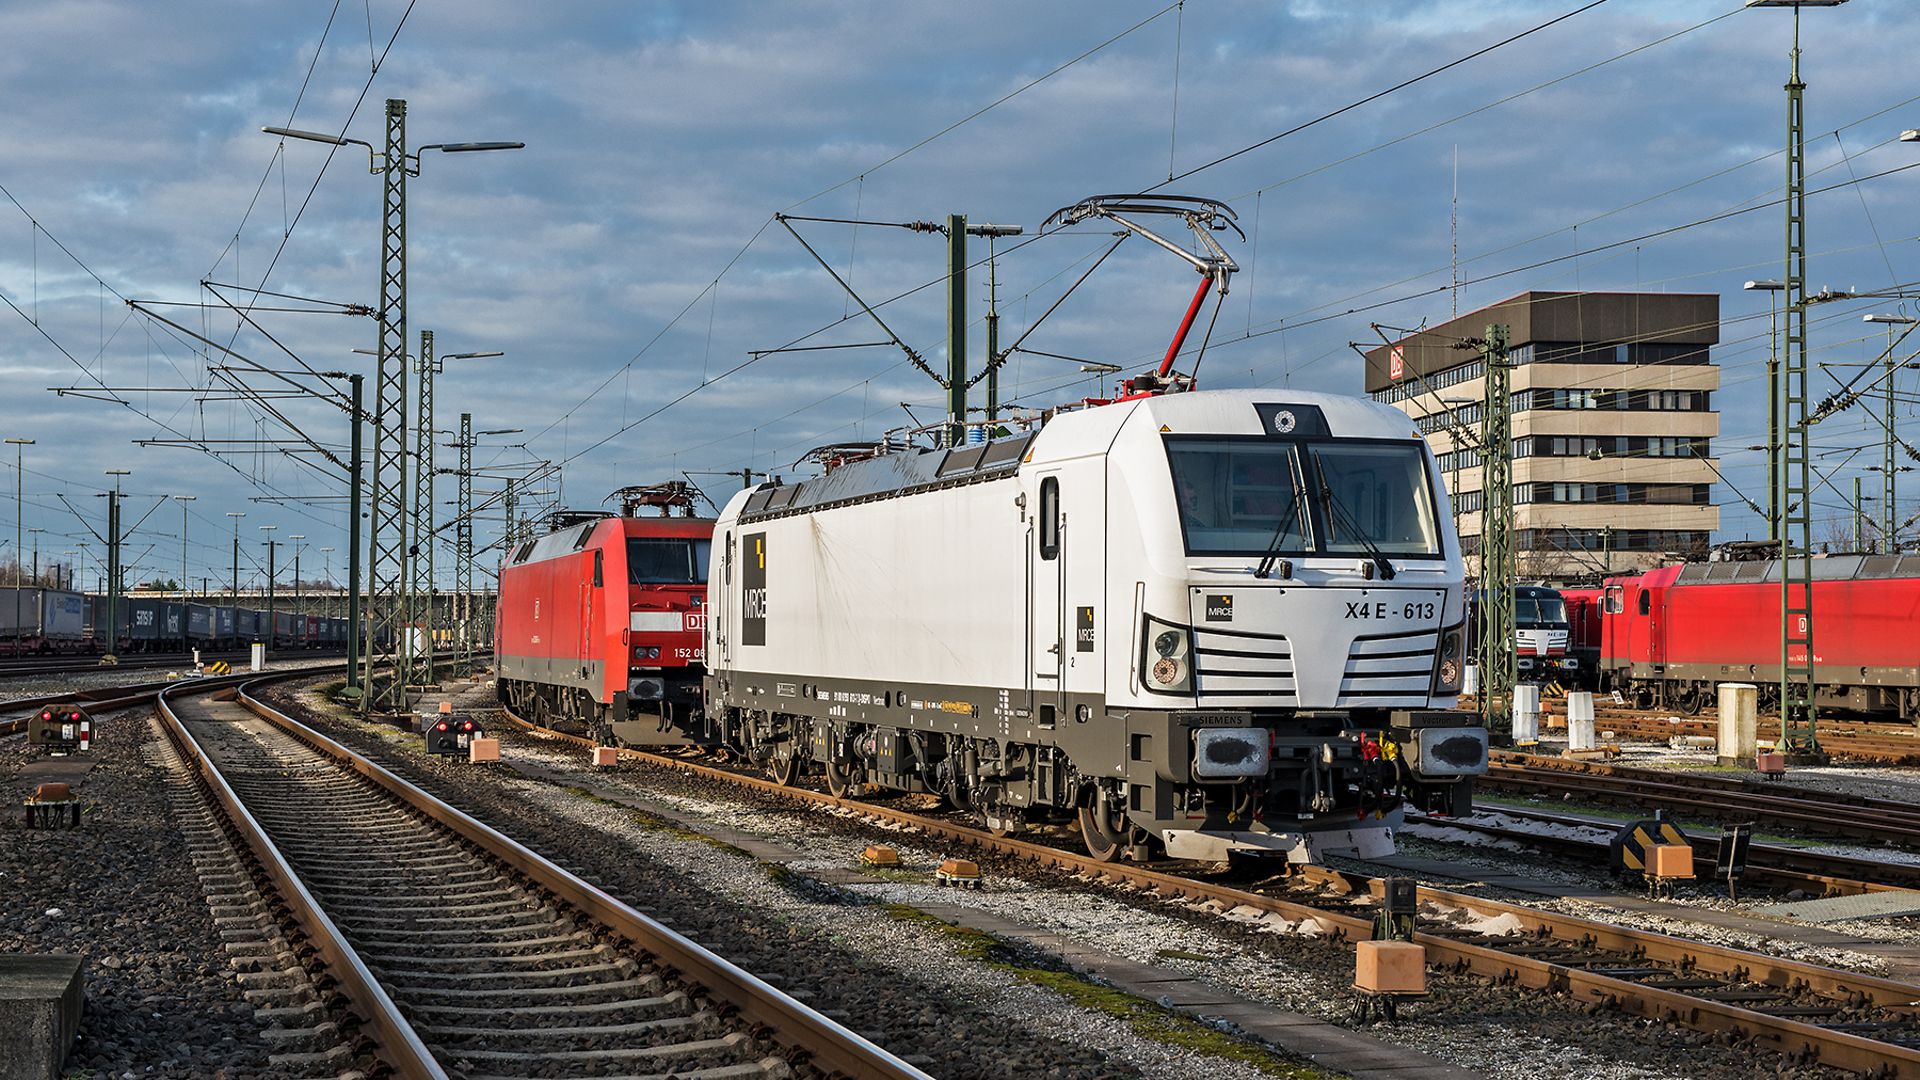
(69, 712), (81, 722)
(435, 721), (449, 732)
(461, 720), (474, 732)
(40, 711), (52, 721)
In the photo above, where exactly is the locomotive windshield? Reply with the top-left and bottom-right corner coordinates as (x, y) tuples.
(627, 538), (712, 585)
(1166, 437), (1439, 558)
(1516, 594), (1569, 628)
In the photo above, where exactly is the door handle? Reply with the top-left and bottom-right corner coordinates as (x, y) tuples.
(1048, 644), (1060, 655)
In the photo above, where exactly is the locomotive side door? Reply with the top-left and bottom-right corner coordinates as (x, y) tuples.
(1643, 586), (1664, 671)
(1029, 472), (1064, 717)
(714, 530), (733, 667)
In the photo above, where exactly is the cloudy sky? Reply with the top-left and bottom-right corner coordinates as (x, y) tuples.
(2, 0), (1916, 590)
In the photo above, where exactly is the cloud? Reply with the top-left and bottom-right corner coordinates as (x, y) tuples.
(1, 0), (1915, 577)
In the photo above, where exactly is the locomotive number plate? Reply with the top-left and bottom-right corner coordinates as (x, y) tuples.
(1344, 599), (1438, 621)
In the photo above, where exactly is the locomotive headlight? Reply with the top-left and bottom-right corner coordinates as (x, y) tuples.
(1141, 617), (1191, 693)
(1432, 624), (1466, 695)
(1154, 630), (1184, 659)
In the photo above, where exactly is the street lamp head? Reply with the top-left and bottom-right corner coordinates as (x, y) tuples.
(105, 469), (130, 476)
(174, 494), (197, 502)
(4, 437), (34, 445)
(1865, 314), (1919, 325)
(262, 125), (357, 146)
(258, 524), (277, 533)
(1904, 129), (1920, 143)
(1744, 279), (1787, 291)
(1745, 0), (1848, 7)
(427, 141), (526, 153)
(446, 351), (505, 360)
(227, 511), (245, 519)
(965, 223), (1024, 238)
(478, 428), (523, 435)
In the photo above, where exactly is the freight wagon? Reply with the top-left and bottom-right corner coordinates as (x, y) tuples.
(1598, 555), (1920, 718)
(0, 587), (88, 654)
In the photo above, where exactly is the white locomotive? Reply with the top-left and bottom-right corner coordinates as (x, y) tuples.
(703, 387), (1486, 863)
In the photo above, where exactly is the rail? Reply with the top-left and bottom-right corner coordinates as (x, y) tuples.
(498, 706), (1920, 1077)
(158, 673), (932, 1080)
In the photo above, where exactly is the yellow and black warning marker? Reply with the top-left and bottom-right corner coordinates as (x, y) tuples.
(1609, 811), (1690, 876)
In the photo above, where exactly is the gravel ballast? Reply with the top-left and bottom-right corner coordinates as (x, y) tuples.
(264, 677), (1868, 1080)
(0, 706), (287, 1077)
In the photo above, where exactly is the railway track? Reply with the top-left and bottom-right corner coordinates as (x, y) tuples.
(0, 663), (347, 737)
(0, 649), (349, 681)
(493, 707), (1920, 1078)
(1466, 694), (1920, 764)
(1409, 805), (1920, 898)
(1484, 751), (1920, 848)
(1587, 707), (1920, 765)
(158, 677), (929, 1080)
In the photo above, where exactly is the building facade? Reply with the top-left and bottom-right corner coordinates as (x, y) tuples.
(1363, 291), (1720, 582)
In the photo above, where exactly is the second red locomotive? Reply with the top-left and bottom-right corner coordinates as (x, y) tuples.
(494, 485), (712, 745)
(1595, 555), (1920, 719)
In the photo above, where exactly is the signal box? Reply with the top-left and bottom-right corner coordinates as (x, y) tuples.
(426, 716), (482, 756)
(29, 707), (93, 755)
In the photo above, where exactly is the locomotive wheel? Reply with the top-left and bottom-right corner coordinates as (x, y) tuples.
(824, 758), (865, 799)
(1673, 684), (1699, 716)
(767, 751), (801, 787)
(1077, 794), (1129, 863)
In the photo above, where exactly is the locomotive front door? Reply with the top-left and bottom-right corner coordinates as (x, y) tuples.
(1030, 473), (1064, 715)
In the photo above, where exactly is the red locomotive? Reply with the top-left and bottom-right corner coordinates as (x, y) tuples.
(495, 484), (713, 745)
(1559, 585), (1604, 687)
(1594, 556), (1920, 719)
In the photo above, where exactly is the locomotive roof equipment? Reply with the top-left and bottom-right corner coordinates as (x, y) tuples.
(1040, 194), (1242, 398)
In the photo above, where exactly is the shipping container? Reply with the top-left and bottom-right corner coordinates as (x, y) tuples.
(0, 588), (87, 642)
(162, 602), (186, 645)
(126, 597), (162, 643)
(236, 608), (260, 640)
(186, 604), (213, 643)
(215, 606), (237, 642)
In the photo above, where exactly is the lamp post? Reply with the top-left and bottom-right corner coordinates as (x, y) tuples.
(971, 222), (1023, 424)
(61, 551), (74, 593)
(354, 339), (501, 686)
(173, 495), (196, 597)
(1744, 280), (1786, 544)
(104, 469), (129, 657)
(259, 525), (278, 654)
(265, 107), (522, 715)
(6, 438), (32, 644)
(1748, 0), (1849, 762)
(226, 512), (245, 599)
(320, 547), (336, 620)
(1864, 313), (1916, 550)
(289, 535), (306, 627)
(27, 528), (42, 587)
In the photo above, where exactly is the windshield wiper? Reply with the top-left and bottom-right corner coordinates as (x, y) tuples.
(1254, 455), (1309, 579)
(1314, 457), (1395, 580)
